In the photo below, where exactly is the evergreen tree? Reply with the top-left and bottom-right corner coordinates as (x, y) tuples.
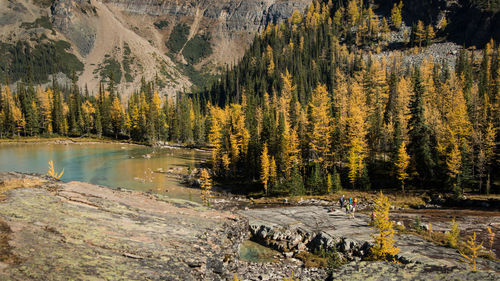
(408, 69), (435, 184)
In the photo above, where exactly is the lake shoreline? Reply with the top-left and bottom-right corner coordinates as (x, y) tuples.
(0, 136), (212, 151)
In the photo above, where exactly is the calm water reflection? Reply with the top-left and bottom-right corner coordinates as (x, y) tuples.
(0, 143), (209, 202)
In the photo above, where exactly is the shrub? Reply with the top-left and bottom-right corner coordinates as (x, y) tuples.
(166, 23), (189, 53)
(414, 216), (423, 232)
(182, 34), (213, 64)
(459, 232), (482, 271)
(154, 20), (169, 30)
(447, 218), (460, 248)
(99, 57), (122, 84)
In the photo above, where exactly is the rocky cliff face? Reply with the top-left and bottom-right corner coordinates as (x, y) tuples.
(104, 0), (309, 33)
(47, 0), (311, 95)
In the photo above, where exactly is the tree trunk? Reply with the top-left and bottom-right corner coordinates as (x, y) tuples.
(486, 173), (491, 195)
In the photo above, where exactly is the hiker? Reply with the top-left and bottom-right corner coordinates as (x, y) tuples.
(339, 195), (345, 208)
(351, 197), (357, 218)
(370, 211), (376, 225)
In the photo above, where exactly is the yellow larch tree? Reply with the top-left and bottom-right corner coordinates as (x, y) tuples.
(47, 160), (64, 180)
(459, 232), (482, 271)
(346, 0), (359, 27)
(415, 20), (426, 47)
(308, 83), (332, 169)
(260, 144), (270, 194)
(11, 100), (25, 136)
(445, 135), (462, 187)
(199, 168), (212, 206)
(81, 100), (95, 134)
(208, 105), (227, 173)
(36, 86), (53, 133)
(110, 96), (123, 138)
(229, 104), (250, 165)
(280, 69), (296, 121)
(288, 129), (301, 170)
(395, 76), (412, 141)
(289, 10), (302, 25)
(420, 58), (441, 132)
(348, 138), (365, 186)
(395, 141), (410, 192)
(333, 8), (343, 29)
(269, 156), (277, 189)
(221, 153), (231, 175)
(346, 81), (368, 186)
(448, 218), (460, 248)
(391, 1), (403, 29)
(2, 86), (26, 136)
(266, 45), (275, 75)
(371, 191), (399, 261)
(279, 119), (292, 177)
(426, 25), (435, 43)
(437, 76), (471, 191)
(487, 226), (495, 251)
(438, 16), (447, 30)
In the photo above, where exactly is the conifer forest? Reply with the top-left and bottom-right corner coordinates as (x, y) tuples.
(1, 0), (499, 198)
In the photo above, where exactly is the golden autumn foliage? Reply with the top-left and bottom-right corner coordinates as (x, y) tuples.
(487, 226), (495, 251)
(459, 232), (482, 271)
(289, 10), (302, 25)
(36, 86), (53, 134)
(110, 96), (123, 137)
(415, 20), (426, 47)
(47, 160), (64, 180)
(394, 141), (410, 191)
(448, 218), (460, 248)
(371, 191), (399, 261)
(346, 0), (359, 26)
(260, 144), (270, 194)
(346, 81), (368, 186)
(269, 156), (277, 189)
(81, 100), (95, 133)
(200, 168), (212, 206)
(347, 138), (365, 186)
(308, 83), (332, 168)
(390, 1), (403, 29)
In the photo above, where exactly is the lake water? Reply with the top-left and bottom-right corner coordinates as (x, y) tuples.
(239, 240), (280, 263)
(0, 142), (209, 202)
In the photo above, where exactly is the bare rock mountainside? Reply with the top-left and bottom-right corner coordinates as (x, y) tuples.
(0, 0), (310, 96)
(0, 0), (497, 96)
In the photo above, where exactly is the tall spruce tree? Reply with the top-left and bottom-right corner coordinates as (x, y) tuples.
(408, 68), (435, 184)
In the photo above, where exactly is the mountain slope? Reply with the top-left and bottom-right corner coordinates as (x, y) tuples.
(0, 0), (497, 96)
(0, 0), (312, 96)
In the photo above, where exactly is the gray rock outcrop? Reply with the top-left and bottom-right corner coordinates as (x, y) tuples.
(104, 0), (310, 33)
